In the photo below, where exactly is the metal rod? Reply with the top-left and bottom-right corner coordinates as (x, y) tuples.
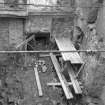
(75, 62), (86, 78)
(0, 50), (104, 53)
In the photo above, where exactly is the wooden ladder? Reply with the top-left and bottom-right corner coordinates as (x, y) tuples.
(50, 53), (73, 99)
(49, 53), (82, 99)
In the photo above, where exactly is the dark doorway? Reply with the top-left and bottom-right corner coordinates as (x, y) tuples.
(27, 32), (50, 50)
(35, 32), (50, 42)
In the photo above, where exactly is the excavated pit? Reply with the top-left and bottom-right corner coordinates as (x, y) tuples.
(0, 0), (105, 104)
(0, 39), (76, 105)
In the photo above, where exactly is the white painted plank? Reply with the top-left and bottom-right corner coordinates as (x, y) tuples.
(34, 66), (43, 97)
(55, 37), (83, 64)
(50, 53), (73, 99)
(47, 82), (72, 86)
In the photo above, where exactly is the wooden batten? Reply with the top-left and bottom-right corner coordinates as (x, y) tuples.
(47, 82), (72, 86)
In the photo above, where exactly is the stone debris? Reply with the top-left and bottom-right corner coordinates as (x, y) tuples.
(41, 64), (47, 73)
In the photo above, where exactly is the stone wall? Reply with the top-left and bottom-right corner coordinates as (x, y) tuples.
(75, 0), (105, 105)
(9, 18), (24, 47)
(52, 17), (74, 38)
(0, 18), (24, 61)
(0, 18), (9, 51)
(25, 16), (52, 33)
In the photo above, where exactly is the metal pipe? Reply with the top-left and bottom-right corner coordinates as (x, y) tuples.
(0, 50), (103, 53)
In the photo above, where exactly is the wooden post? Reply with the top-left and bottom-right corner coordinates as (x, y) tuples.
(34, 66), (43, 97)
(24, 43), (27, 66)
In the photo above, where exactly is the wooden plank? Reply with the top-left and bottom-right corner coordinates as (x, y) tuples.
(34, 66), (43, 97)
(29, 11), (74, 16)
(50, 53), (73, 99)
(67, 62), (82, 94)
(39, 54), (61, 57)
(47, 82), (72, 86)
(75, 63), (86, 78)
(15, 35), (34, 49)
(55, 37), (83, 64)
(0, 10), (27, 16)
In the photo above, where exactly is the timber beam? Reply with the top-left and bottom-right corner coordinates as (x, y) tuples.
(47, 82), (72, 86)
(34, 66), (43, 97)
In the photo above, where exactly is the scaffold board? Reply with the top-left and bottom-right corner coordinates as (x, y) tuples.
(55, 37), (83, 64)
